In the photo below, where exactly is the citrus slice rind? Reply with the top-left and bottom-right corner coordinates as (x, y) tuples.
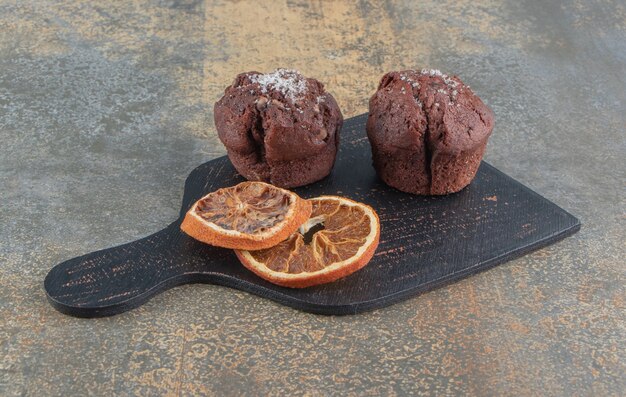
(235, 196), (380, 288)
(181, 181), (312, 250)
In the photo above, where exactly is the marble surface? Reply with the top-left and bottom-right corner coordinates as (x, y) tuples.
(1, 0), (624, 395)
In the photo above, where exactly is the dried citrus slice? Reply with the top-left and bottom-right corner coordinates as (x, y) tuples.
(235, 196), (380, 288)
(181, 181), (312, 250)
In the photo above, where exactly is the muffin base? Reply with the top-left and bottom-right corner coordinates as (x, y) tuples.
(430, 146), (486, 195)
(227, 142), (337, 189)
(372, 144), (486, 195)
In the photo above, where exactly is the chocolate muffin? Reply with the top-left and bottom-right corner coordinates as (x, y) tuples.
(367, 69), (495, 195)
(214, 69), (343, 188)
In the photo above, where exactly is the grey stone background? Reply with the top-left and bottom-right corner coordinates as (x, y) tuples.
(1, 0), (624, 395)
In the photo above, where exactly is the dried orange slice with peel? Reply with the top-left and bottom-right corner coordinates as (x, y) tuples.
(181, 181), (312, 250)
(235, 196), (380, 288)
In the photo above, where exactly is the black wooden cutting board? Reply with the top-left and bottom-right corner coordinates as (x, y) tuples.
(44, 113), (580, 317)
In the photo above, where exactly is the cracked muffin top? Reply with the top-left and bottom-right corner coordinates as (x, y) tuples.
(367, 69), (494, 155)
(214, 68), (342, 163)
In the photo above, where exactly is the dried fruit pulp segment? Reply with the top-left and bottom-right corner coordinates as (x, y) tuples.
(244, 197), (376, 274)
(195, 182), (293, 235)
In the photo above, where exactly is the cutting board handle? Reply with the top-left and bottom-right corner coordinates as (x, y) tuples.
(44, 222), (195, 317)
